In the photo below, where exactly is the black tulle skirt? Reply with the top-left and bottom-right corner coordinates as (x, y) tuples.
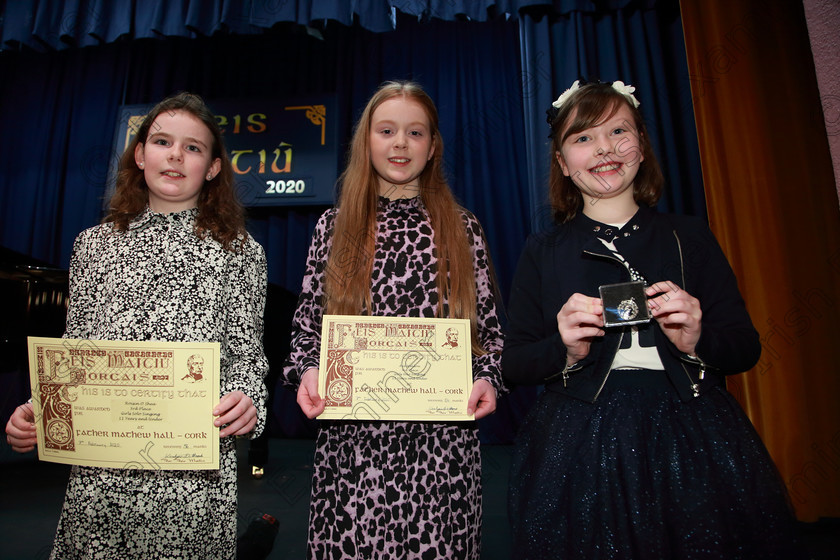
(508, 372), (807, 560)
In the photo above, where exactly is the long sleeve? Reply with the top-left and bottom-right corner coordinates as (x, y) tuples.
(64, 228), (107, 339)
(501, 236), (571, 385)
(221, 236), (269, 438)
(463, 212), (505, 393)
(678, 223), (761, 374)
(281, 210), (336, 388)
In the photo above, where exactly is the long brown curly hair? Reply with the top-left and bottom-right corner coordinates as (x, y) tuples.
(324, 81), (485, 355)
(106, 92), (246, 251)
(548, 82), (664, 224)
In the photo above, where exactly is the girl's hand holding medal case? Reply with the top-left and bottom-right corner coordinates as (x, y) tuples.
(599, 281), (651, 327)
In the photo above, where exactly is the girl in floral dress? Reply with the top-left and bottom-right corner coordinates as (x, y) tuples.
(5, 92), (268, 559)
(283, 81), (505, 559)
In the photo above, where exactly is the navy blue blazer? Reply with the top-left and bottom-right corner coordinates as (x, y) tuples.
(502, 205), (761, 402)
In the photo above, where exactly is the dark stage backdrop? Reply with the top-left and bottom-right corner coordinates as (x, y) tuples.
(0, 1), (700, 443)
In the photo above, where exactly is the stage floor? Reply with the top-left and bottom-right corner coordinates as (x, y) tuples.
(1, 438), (836, 559)
(0, 438), (513, 559)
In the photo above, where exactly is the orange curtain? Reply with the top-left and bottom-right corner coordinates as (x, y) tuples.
(680, 0), (840, 521)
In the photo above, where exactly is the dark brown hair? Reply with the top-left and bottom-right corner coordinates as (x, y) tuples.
(325, 81), (485, 354)
(548, 82), (664, 223)
(106, 92), (246, 251)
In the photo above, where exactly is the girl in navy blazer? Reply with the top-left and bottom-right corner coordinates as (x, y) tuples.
(503, 80), (806, 559)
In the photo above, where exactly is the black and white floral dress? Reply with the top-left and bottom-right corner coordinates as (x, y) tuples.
(50, 208), (268, 560)
(283, 195), (505, 560)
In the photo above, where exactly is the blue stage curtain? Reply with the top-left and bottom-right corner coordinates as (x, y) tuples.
(0, 17), (531, 441)
(1, 1), (679, 49)
(0, 1), (702, 442)
(0, 15), (529, 309)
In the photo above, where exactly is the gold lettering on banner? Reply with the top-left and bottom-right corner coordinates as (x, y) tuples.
(231, 145), (294, 175)
(285, 105), (327, 145)
(125, 116), (146, 149)
(271, 143), (292, 173)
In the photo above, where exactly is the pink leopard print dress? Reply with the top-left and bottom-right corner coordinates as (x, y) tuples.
(283, 195), (504, 559)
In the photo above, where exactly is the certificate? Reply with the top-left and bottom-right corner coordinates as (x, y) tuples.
(27, 337), (220, 470)
(318, 315), (474, 421)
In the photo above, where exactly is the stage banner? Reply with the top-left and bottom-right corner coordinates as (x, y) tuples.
(108, 95), (338, 207)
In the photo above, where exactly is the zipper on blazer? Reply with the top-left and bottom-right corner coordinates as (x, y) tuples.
(673, 229), (702, 397)
(582, 248), (625, 264)
(585, 233), (702, 399)
(582, 247), (634, 402)
(593, 330), (625, 401)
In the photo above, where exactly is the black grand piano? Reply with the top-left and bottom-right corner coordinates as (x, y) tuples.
(0, 247), (68, 432)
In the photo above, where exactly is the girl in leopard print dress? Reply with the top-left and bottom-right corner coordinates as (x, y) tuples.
(283, 81), (505, 559)
(5, 93), (268, 559)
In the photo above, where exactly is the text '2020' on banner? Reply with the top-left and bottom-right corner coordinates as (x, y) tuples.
(109, 94), (339, 207)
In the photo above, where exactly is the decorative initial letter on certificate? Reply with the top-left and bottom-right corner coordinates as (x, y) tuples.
(318, 315), (474, 421)
(27, 337), (221, 470)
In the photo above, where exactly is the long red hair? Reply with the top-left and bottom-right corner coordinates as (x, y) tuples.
(325, 81), (484, 354)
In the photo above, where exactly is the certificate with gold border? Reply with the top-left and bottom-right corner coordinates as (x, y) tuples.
(317, 315), (474, 421)
(27, 337), (220, 470)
